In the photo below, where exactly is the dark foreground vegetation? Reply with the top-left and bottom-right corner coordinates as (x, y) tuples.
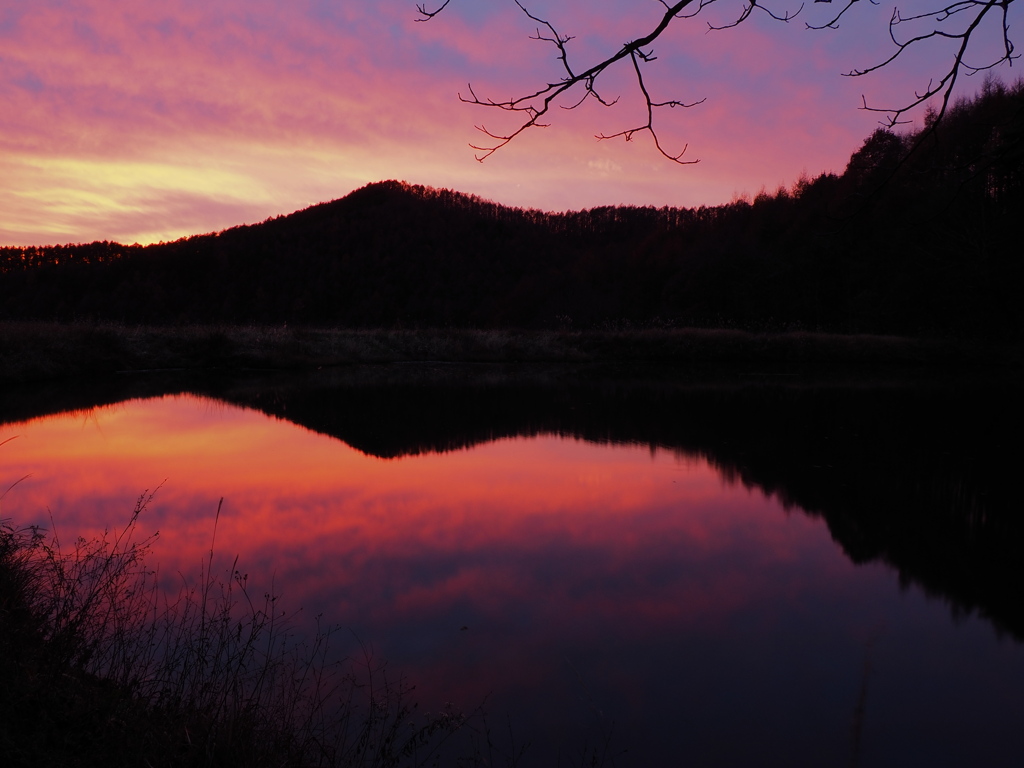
(2, 80), (1023, 338)
(0, 494), (508, 768)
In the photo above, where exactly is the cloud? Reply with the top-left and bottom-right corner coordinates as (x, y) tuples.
(1, 0), (1010, 244)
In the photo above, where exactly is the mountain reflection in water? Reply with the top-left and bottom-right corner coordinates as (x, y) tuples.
(1, 365), (1022, 767)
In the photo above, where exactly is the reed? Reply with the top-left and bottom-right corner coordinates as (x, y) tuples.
(0, 495), (472, 767)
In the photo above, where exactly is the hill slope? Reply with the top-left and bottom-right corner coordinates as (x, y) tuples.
(2, 81), (1022, 336)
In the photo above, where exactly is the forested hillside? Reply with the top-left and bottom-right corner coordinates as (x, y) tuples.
(3, 80), (1022, 337)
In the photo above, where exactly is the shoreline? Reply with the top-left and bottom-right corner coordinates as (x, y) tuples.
(1, 321), (1020, 388)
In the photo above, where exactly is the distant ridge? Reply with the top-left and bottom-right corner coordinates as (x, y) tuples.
(2, 82), (1023, 337)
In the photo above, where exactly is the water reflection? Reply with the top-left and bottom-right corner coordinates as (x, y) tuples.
(2, 368), (1023, 766)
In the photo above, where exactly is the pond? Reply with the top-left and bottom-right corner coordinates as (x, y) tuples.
(2, 366), (1022, 766)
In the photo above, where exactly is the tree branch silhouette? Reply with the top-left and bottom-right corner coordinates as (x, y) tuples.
(813, 0), (1019, 130)
(420, 0), (717, 163)
(417, 0), (1019, 162)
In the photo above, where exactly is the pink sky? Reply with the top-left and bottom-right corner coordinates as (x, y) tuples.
(0, 0), (1014, 246)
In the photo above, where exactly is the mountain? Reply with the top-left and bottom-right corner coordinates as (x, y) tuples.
(2, 80), (1023, 337)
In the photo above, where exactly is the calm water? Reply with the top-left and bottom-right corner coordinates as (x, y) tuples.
(2, 376), (1023, 766)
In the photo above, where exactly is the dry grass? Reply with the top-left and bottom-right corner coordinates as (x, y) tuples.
(1, 322), (1015, 387)
(0, 495), (478, 767)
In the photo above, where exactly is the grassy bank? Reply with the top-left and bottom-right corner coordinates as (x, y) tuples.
(1, 322), (1017, 387)
(0, 499), (476, 767)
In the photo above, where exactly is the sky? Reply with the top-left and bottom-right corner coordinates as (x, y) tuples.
(1, 0), (1016, 246)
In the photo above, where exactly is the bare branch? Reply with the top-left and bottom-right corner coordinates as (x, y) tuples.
(596, 50), (705, 164)
(806, 0), (878, 31)
(418, 0), (1020, 163)
(708, 0), (804, 31)
(846, 0), (1018, 131)
(424, 1), (709, 161)
(415, 1), (453, 21)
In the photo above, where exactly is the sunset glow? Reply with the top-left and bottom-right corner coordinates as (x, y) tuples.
(5, 391), (1024, 763)
(1, 394), (814, 595)
(2, 0), (1010, 246)
(0, 395), (849, 698)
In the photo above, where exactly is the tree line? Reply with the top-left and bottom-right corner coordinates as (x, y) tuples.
(2, 79), (1022, 337)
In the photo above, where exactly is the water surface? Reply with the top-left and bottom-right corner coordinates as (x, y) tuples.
(2, 372), (1022, 766)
